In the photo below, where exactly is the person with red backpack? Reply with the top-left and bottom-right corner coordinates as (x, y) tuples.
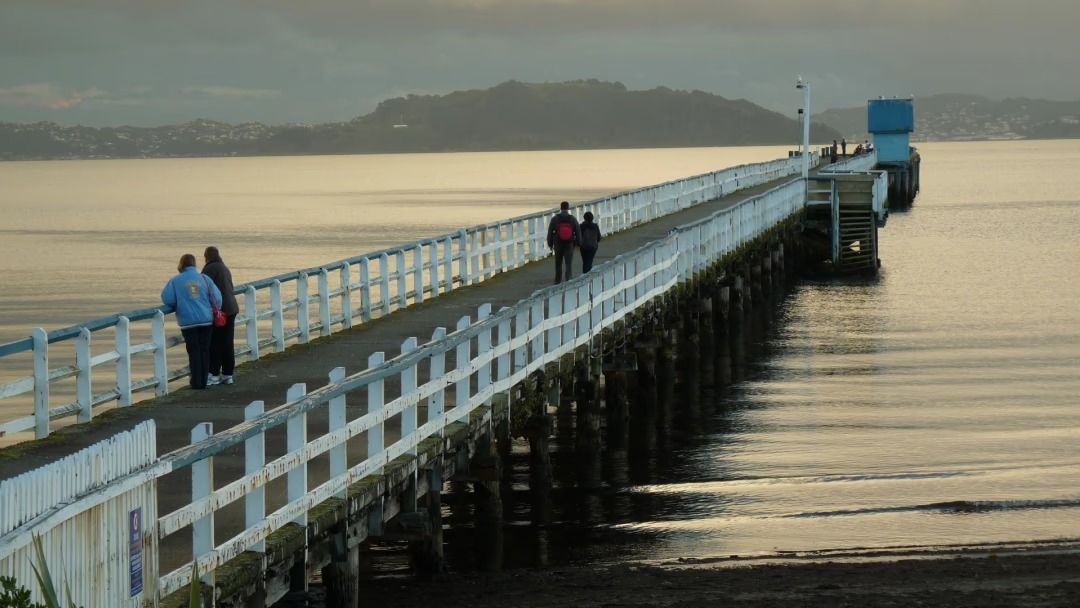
(546, 200), (581, 284)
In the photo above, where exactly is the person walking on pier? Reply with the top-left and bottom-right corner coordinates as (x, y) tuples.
(203, 246), (239, 386)
(841, 138), (847, 156)
(161, 254), (222, 390)
(547, 200), (581, 284)
(579, 211), (602, 273)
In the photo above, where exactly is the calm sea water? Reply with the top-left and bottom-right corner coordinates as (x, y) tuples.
(509, 139), (1080, 565)
(3, 141), (1080, 559)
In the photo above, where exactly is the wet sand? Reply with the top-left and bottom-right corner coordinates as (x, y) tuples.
(354, 546), (1080, 607)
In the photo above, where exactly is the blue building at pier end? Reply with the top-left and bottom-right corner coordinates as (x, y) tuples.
(868, 98), (920, 206)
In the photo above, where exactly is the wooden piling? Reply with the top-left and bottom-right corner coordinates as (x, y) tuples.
(603, 352), (632, 485)
(573, 359), (603, 488)
(321, 526), (359, 608)
(678, 304), (702, 428)
(656, 327), (677, 450)
(525, 373), (554, 527)
(698, 296), (717, 405)
(472, 433), (504, 572)
(631, 329), (659, 453)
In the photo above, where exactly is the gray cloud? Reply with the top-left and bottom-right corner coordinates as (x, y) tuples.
(1, 0), (1077, 126)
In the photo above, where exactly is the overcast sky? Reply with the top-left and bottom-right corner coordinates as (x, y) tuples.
(2, 0), (1077, 126)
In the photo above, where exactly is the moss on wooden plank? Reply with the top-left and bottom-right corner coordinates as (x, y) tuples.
(266, 522), (306, 566)
(308, 496), (347, 535)
(213, 550), (264, 600)
(160, 583), (210, 608)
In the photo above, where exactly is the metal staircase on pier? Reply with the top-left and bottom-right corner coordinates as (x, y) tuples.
(806, 171), (889, 274)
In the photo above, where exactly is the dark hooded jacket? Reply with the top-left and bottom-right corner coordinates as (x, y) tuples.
(202, 257), (240, 316)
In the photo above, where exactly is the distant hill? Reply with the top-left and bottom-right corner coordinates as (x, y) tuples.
(815, 94), (1080, 142)
(0, 80), (838, 161)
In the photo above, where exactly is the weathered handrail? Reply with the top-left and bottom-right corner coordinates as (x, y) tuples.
(0, 153), (818, 440)
(824, 150), (877, 173)
(0, 172), (808, 605)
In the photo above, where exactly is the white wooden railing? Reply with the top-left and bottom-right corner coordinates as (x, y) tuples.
(825, 150), (877, 173)
(0, 154), (817, 440)
(0, 173), (807, 605)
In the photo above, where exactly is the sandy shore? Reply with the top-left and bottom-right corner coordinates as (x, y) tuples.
(353, 546), (1080, 607)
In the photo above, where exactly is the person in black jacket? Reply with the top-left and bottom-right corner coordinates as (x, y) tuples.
(202, 246), (239, 385)
(546, 201), (581, 284)
(578, 212), (602, 273)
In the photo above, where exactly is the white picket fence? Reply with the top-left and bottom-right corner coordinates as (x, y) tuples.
(0, 154), (816, 441)
(0, 173), (807, 605)
(0, 421), (160, 606)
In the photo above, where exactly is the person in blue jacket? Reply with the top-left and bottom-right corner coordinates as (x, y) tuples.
(161, 253), (222, 390)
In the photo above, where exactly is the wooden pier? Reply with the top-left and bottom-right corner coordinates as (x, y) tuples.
(0, 155), (826, 607)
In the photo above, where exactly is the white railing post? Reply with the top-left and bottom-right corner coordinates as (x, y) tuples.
(496, 308), (511, 391)
(359, 257), (373, 323)
(577, 282), (590, 339)
(328, 367), (347, 499)
(546, 294), (562, 355)
(341, 262), (353, 329)
(152, 310), (169, 397)
(244, 401), (265, 552)
(379, 253), (392, 316)
(530, 299), (545, 364)
(428, 241), (440, 299)
(287, 382), (308, 527)
(367, 352), (385, 462)
(514, 307), (529, 375)
(515, 221), (526, 268)
(297, 274), (311, 344)
(493, 225), (504, 274)
(477, 304), (492, 402)
(245, 285), (260, 361)
(116, 315), (132, 407)
(75, 327), (92, 423)
(319, 269), (332, 337)
(454, 316), (470, 412)
(191, 422), (214, 586)
(367, 351), (385, 535)
(564, 288), (577, 346)
(478, 228), (488, 279)
(457, 229), (468, 289)
(590, 275), (603, 332)
(526, 217), (538, 261)
(396, 250), (408, 310)
(31, 327), (49, 438)
(442, 236), (454, 293)
(428, 328), (447, 430)
(413, 245), (424, 305)
(400, 337), (418, 455)
(615, 263), (627, 312)
(468, 232), (480, 285)
(271, 279), (285, 352)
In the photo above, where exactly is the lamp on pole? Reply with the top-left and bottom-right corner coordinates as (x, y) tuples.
(796, 76), (811, 181)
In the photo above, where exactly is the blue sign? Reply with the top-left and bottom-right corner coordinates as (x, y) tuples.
(129, 508), (144, 597)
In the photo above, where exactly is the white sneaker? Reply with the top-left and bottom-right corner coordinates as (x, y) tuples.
(221, 375), (234, 385)
(207, 374), (221, 386)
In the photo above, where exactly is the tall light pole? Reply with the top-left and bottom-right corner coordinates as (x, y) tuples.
(796, 76), (811, 181)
